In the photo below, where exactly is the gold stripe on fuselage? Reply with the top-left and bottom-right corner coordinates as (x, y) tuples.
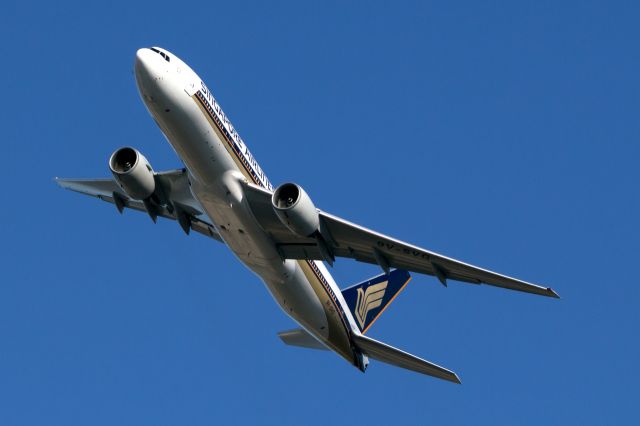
(193, 92), (262, 186)
(192, 92), (354, 362)
(297, 260), (353, 360)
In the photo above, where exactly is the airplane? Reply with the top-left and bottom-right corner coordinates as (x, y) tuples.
(56, 47), (559, 384)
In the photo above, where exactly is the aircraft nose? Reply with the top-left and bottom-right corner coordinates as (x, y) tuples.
(134, 48), (157, 83)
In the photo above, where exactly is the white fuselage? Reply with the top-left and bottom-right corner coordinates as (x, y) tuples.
(134, 47), (360, 365)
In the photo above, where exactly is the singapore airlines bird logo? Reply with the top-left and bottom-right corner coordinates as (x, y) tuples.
(355, 280), (388, 329)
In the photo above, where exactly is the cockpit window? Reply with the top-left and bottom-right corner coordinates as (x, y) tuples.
(149, 47), (170, 63)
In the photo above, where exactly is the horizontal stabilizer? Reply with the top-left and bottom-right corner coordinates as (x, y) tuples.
(353, 334), (461, 384)
(278, 328), (328, 351)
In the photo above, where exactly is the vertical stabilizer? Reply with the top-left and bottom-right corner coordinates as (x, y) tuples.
(341, 269), (411, 333)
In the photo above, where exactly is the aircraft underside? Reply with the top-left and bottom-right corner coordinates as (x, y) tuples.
(56, 46), (558, 384)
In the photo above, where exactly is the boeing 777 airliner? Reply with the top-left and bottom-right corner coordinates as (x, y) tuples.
(57, 47), (559, 383)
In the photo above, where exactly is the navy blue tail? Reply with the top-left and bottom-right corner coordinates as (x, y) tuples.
(341, 269), (411, 333)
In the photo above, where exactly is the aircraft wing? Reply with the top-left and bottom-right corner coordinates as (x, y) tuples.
(244, 183), (558, 298)
(56, 169), (222, 241)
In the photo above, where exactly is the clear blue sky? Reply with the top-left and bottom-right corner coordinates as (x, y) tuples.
(1, 1), (638, 424)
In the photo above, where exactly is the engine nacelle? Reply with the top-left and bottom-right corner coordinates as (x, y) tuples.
(272, 183), (320, 237)
(109, 147), (156, 200)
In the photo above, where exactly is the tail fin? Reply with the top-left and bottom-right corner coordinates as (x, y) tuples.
(341, 269), (411, 333)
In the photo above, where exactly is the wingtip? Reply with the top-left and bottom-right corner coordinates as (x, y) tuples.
(53, 177), (66, 187)
(439, 369), (462, 384)
(547, 288), (561, 299)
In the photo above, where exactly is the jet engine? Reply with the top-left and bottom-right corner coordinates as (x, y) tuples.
(272, 183), (319, 237)
(109, 147), (156, 200)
